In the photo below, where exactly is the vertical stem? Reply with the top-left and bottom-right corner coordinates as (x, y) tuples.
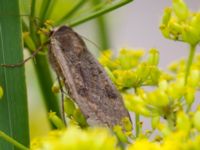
(134, 88), (140, 137)
(95, 15), (110, 49)
(29, 0), (38, 45)
(135, 114), (140, 137)
(57, 76), (67, 126)
(167, 113), (174, 130)
(185, 44), (196, 84)
(33, 55), (61, 118)
(92, 0), (110, 49)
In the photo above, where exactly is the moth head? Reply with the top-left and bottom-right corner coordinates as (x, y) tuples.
(50, 26), (73, 37)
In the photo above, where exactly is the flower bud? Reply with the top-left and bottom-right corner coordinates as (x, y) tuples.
(191, 13), (200, 33)
(151, 116), (160, 129)
(136, 63), (151, 82)
(168, 20), (182, 34)
(160, 25), (170, 39)
(168, 61), (179, 72)
(44, 20), (53, 29)
(193, 108), (200, 131)
(157, 123), (171, 136)
(176, 111), (191, 133)
(158, 79), (168, 91)
(172, 0), (189, 20)
(148, 49), (159, 66)
(162, 7), (172, 25)
(23, 32), (36, 51)
(168, 76), (185, 99)
(64, 97), (76, 117)
(113, 69), (137, 89)
(51, 81), (60, 93)
(123, 94), (151, 116)
(185, 87), (195, 106)
(49, 111), (65, 129)
(73, 109), (87, 127)
(0, 86), (3, 99)
(182, 25), (200, 46)
(121, 117), (133, 132)
(187, 68), (200, 88)
(119, 48), (144, 69)
(147, 89), (169, 107)
(113, 125), (128, 143)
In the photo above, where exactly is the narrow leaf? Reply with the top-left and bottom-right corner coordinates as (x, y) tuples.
(0, 0), (30, 149)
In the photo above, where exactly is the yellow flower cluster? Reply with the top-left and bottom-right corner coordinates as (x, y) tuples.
(128, 131), (200, 150)
(160, 0), (200, 46)
(99, 48), (167, 90)
(31, 127), (118, 150)
(123, 71), (199, 118)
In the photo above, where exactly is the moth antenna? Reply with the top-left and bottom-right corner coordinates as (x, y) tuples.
(79, 35), (103, 50)
(79, 35), (121, 67)
(0, 41), (49, 68)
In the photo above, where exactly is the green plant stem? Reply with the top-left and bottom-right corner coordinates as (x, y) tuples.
(167, 113), (175, 130)
(134, 87), (140, 137)
(39, 0), (52, 24)
(33, 54), (61, 118)
(30, 0), (35, 19)
(29, 0), (61, 123)
(44, 1), (56, 21)
(186, 104), (192, 113)
(29, 0), (38, 45)
(135, 114), (140, 137)
(56, 0), (87, 26)
(185, 44), (196, 84)
(0, 131), (29, 150)
(69, 0), (133, 27)
(92, 0), (109, 49)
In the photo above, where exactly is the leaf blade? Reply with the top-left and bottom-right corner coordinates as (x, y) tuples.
(0, 0), (30, 149)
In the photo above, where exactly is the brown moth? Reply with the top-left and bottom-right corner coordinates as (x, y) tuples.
(48, 26), (132, 129)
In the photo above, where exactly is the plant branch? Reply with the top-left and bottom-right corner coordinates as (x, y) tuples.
(69, 0), (133, 27)
(134, 87), (140, 137)
(0, 131), (29, 150)
(185, 44), (196, 84)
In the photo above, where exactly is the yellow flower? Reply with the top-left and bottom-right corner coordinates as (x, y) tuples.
(31, 127), (118, 150)
(128, 139), (161, 150)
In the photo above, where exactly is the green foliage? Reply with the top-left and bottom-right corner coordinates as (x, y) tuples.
(0, 0), (29, 149)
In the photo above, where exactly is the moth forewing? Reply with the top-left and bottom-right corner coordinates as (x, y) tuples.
(48, 26), (132, 130)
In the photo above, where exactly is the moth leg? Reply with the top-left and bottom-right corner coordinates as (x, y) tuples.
(57, 75), (67, 126)
(0, 42), (48, 68)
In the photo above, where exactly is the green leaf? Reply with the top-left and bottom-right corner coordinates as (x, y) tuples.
(69, 0), (134, 27)
(0, 0), (30, 149)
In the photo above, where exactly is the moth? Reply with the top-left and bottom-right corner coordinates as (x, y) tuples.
(49, 26), (132, 129)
